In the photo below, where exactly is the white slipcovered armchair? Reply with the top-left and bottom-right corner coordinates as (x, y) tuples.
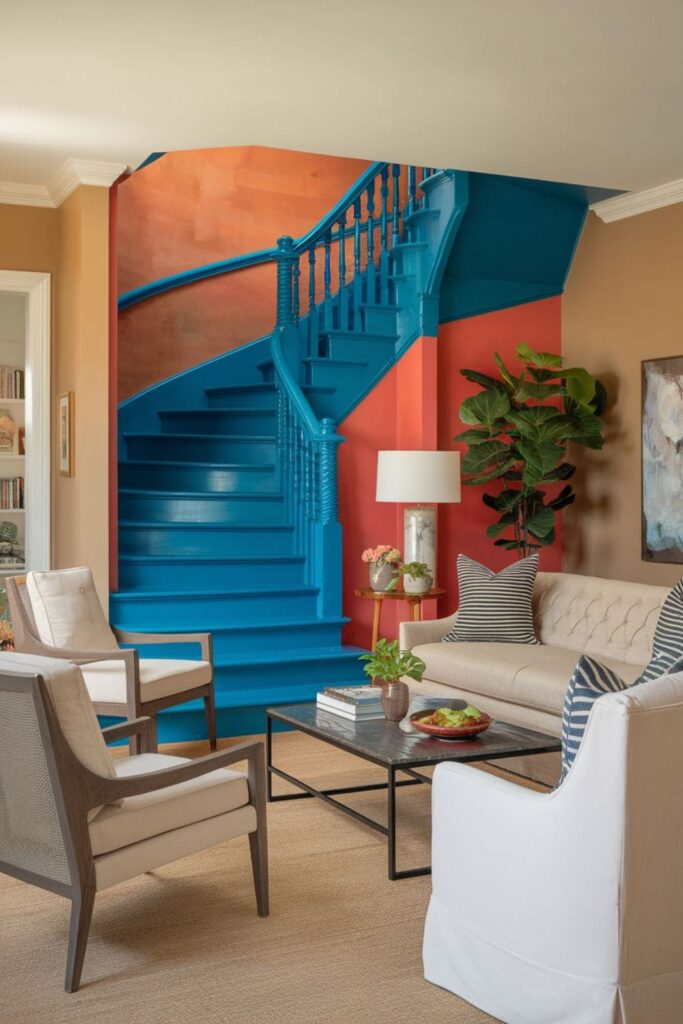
(7, 568), (216, 750)
(424, 672), (683, 1024)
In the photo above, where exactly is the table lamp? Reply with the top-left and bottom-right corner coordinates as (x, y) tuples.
(375, 450), (461, 582)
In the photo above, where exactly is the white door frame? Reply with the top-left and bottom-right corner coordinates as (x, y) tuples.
(0, 271), (51, 570)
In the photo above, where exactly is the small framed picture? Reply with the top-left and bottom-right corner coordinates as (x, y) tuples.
(58, 392), (74, 477)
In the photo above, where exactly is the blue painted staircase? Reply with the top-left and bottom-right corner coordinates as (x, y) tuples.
(115, 160), (613, 741)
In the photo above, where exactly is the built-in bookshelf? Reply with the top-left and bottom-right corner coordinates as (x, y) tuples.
(0, 292), (27, 577)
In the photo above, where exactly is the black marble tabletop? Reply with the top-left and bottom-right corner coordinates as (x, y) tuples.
(267, 703), (561, 768)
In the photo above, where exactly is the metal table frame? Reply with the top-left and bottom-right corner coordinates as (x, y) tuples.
(266, 709), (558, 881)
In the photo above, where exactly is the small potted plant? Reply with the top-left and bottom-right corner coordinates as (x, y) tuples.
(399, 561), (433, 595)
(361, 545), (401, 592)
(360, 639), (427, 721)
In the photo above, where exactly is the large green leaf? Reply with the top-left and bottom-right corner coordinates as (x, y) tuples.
(461, 440), (510, 475)
(518, 441), (562, 486)
(548, 484), (576, 511)
(486, 518), (515, 538)
(563, 367), (596, 405)
(590, 379), (608, 416)
(508, 407), (573, 444)
(525, 505), (555, 539)
(453, 427), (494, 443)
(482, 488), (524, 514)
(460, 368), (506, 391)
(516, 342), (564, 369)
(540, 462), (575, 483)
(494, 352), (518, 390)
(516, 380), (567, 402)
(464, 457), (517, 486)
(528, 366), (562, 382)
(564, 403), (604, 449)
(460, 389), (510, 427)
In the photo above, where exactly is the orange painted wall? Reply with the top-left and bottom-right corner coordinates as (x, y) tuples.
(117, 147), (370, 399)
(339, 297), (563, 648)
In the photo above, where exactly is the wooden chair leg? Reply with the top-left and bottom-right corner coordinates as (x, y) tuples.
(65, 886), (95, 993)
(249, 827), (269, 917)
(204, 689), (217, 751)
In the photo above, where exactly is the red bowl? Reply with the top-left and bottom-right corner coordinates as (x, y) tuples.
(410, 710), (492, 740)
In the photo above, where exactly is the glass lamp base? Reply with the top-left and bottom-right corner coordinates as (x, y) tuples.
(403, 505), (436, 581)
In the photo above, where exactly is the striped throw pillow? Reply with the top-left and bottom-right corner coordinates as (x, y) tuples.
(635, 578), (683, 684)
(560, 656), (629, 782)
(442, 553), (540, 644)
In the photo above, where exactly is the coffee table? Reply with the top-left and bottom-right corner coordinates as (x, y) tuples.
(266, 703), (561, 880)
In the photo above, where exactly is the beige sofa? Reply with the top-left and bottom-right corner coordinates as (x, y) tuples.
(400, 571), (670, 738)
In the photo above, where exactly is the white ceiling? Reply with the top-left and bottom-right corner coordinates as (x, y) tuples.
(2, 0), (683, 192)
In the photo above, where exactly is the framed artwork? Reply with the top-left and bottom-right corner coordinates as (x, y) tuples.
(58, 391), (74, 477)
(642, 357), (683, 562)
(0, 410), (16, 453)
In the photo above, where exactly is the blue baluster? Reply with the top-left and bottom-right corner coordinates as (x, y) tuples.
(366, 177), (376, 305)
(391, 164), (401, 248)
(276, 235), (296, 326)
(307, 246), (318, 358)
(407, 166), (416, 218)
(323, 230), (332, 332)
(422, 166), (430, 209)
(380, 168), (390, 304)
(353, 197), (362, 327)
(338, 212), (348, 330)
(292, 255), (300, 324)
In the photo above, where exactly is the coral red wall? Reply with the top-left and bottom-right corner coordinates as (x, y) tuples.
(117, 147), (370, 400)
(339, 297), (563, 648)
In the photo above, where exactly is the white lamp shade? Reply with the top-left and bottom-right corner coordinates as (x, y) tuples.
(375, 450), (461, 504)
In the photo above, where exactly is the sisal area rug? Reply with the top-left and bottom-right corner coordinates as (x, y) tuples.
(0, 731), (520, 1024)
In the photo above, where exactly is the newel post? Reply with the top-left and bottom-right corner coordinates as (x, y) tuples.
(276, 235), (296, 327)
(315, 418), (345, 617)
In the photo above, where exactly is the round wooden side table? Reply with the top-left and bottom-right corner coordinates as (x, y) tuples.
(354, 587), (447, 650)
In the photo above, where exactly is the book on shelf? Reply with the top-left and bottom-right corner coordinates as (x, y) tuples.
(322, 685), (382, 706)
(0, 367), (24, 400)
(0, 476), (24, 510)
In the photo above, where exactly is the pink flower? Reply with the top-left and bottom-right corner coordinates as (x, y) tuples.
(361, 544), (402, 565)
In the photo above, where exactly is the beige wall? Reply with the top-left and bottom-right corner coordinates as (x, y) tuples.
(0, 192), (110, 602)
(54, 187), (110, 601)
(562, 203), (683, 586)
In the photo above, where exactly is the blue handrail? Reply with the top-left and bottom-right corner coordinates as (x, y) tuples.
(118, 162), (388, 312)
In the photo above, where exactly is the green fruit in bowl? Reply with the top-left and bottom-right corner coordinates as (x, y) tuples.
(462, 704), (483, 721)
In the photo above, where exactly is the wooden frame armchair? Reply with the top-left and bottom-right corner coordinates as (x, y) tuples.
(0, 655), (268, 993)
(7, 572), (217, 751)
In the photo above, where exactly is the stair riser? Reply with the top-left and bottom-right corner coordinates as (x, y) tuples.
(118, 558), (305, 591)
(361, 307), (399, 335)
(214, 657), (365, 694)
(119, 493), (287, 525)
(205, 387), (277, 410)
(120, 525), (294, 557)
(119, 622), (347, 659)
(125, 436), (276, 464)
(159, 410), (276, 436)
(258, 361), (275, 383)
(119, 462), (278, 494)
(324, 337), (395, 362)
(110, 590), (319, 628)
(307, 362), (368, 389)
(391, 248), (426, 279)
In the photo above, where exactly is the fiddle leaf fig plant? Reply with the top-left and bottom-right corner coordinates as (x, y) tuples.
(455, 342), (607, 557)
(360, 639), (427, 684)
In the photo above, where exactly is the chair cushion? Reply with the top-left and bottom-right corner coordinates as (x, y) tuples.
(634, 578), (683, 683)
(26, 567), (118, 651)
(89, 753), (249, 856)
(81, 658), (212, 706)
(0, 652), (118, 821)
(413, 641), (643, 716)
(443, 554), (540, 645)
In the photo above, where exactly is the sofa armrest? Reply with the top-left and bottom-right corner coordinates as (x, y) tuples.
(400, 611), (458, 650)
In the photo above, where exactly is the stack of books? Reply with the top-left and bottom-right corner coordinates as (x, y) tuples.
(316, 685), (385, 721)
(0, 477), (24, 509)
(0, 368), (24, 399)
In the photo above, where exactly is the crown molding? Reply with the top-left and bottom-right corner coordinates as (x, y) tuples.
(0, 159), (129, 209)
(591, 177), (683, 223)
(0, 180), (54, 207)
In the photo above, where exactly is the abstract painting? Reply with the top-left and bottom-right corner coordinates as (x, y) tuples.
(642, 357), (683, 562)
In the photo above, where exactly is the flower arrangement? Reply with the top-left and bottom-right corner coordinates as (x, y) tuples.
(361, 545), (401, 566)
(398, 561), (430, 579)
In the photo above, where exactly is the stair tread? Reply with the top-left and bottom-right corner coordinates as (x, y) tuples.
(119, 488), (283, 501)
(119, 553), (304, 564)
(112, 584), (319, 600)
(163, 678), (367, 712)
(213, 645), (366, 668)
(205, 383), (335, 395)
(119, 459), (275, 470)
(403, 207), (440, 223)
(119, 520), (294, 532)
(125, 432), (275, 441)
(321, 329), (399, 343)
(392, 241), (428, 252)
(303, 357), (368, 368)
(159, 407), (275, 416)
(113, 615), (349, 634)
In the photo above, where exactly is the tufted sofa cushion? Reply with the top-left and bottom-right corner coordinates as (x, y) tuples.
(533, 573), (669, 667)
